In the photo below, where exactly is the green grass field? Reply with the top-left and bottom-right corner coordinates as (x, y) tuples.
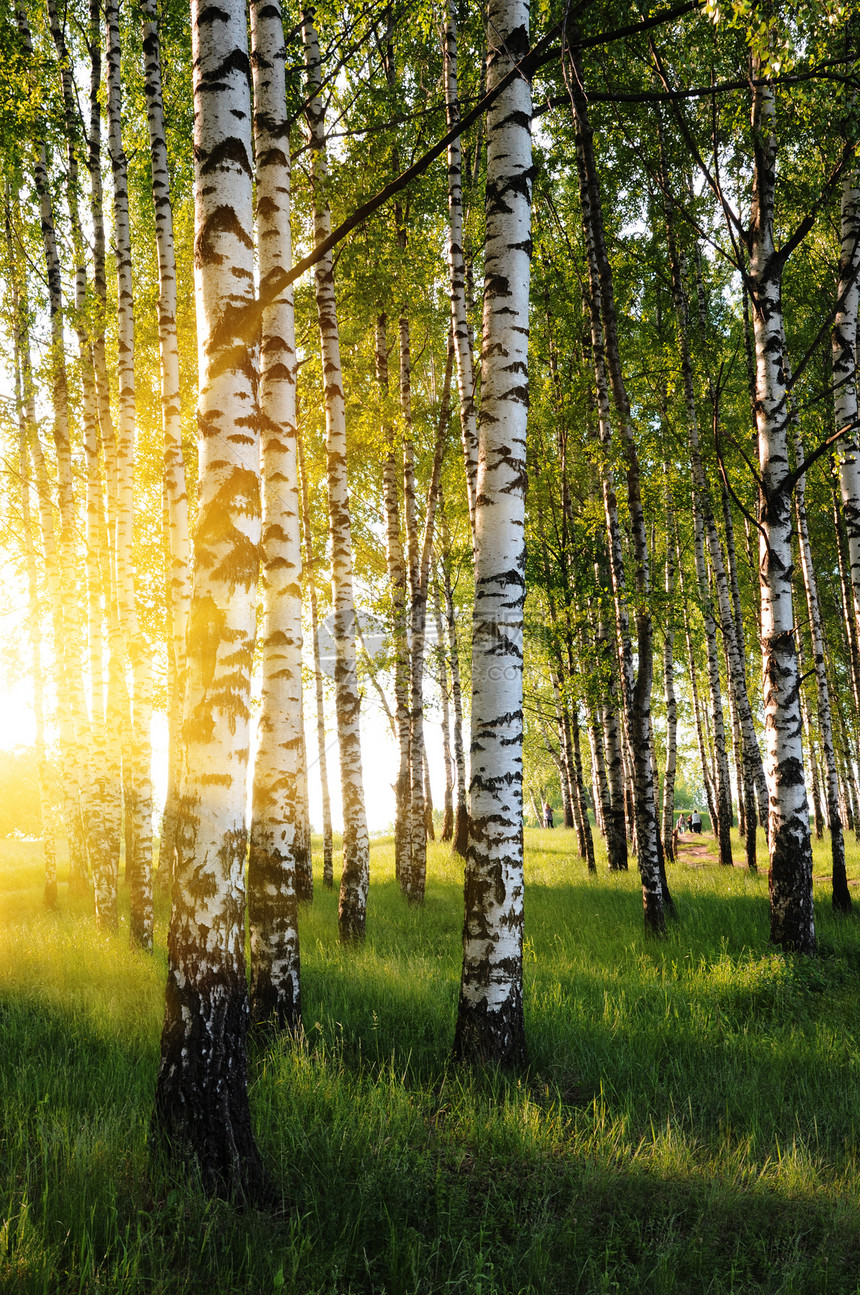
(3, 827), (860, 1293)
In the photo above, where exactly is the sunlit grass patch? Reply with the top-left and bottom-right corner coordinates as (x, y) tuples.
(4, 828), (860, 1291)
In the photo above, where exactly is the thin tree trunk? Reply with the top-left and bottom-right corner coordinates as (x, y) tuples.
(832, 161), (860, 644)
(677, 536), (718, 834)
(661, 207), (737, 868)
(748, 73), (815, 953)
(433, 577), (455, 841)
(595, 599), (628, 870)
(441, 0), (478, 540)
(377, 313), (412, 887)
(153, 0), (265, 1196)
(298, 427), (334, 889)
(792, 411), (850, 910)
(31, 140), (92, 893)
(570, 49), (663, 931)
(587, 706), (610, 843)
(141, 0), (192, 884)
(831, 466), (860, 717)
(303, 11), (370, 941)
(570, 703), (596, 871)
(87, 0), (126, 905)
(453, 0), (531, 1065)
(661, 471), (677, 862)
(6, 195), (57, 908)
(423, 748), (435, 840)
(721, 478), (768, 826)
(247, 0), (303, 1031)
(107, 0), (153, 948)
(404, 333), (454, 900)
(441, 501), (469, 856)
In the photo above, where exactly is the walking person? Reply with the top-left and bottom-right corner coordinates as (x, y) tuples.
(542, 800), (554, 829)
(690, 808), (702, 835)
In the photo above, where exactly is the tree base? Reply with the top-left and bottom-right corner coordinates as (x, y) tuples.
(453, 996), (526, 1068)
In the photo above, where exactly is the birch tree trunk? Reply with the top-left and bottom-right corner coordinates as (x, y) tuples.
(595, 599), (628, 871)
(833, 162), (860, 640)
(302, 10), (370, 941)
(570, 51), (663, 930)
(42, 0), (113, 903)
(831, 468), (860, 718)
(570, 703), (596, 871)
(153, 0), (265, 1195)
(247, 0), (303, 1031)
(441, 0), (478, 540)
(721, 479), (769, 826)
(31, 142), (93, 892)
(441, 504), (469, 857)
(748, 74), (815, 953)
(433, 578), (455, 841)
(404, 334), (454, 901)
(141, 0), (192, 881)
(298, 425), (334, 888)
(792, 423), (850, 911)
(453, 0), (531, 1065)
(107, 0), (154, 948)
(677, 537), (718, 834)
(663, 222), (746, 868)
(6, 196), (57, 907)
(378, 313), (412, 887)
(400, 313), (428, 898)
(87, 0), (126, 905)
(661, 480), (677, 862)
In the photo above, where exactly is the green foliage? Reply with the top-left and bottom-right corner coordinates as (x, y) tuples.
(5, 831), (860, 1292)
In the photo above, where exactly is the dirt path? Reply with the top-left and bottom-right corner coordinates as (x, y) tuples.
(674, 834), (748, 869)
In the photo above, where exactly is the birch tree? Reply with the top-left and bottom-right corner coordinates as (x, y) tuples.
(453, 0), (532, 1065)
(247, 0), (303, 1031)
(153, 0), (265, 1194)
(302, 9), (370, 941)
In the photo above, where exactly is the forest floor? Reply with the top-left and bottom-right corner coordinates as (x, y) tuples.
(3, 825), (860, 1293)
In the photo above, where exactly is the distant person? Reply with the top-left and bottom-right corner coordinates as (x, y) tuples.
(676, 814), (687, 835)
(690, 809), (702, 834)
(543, 800), (554, 829)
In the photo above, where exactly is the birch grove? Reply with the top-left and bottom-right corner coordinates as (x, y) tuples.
(1, 0), (860, 1195)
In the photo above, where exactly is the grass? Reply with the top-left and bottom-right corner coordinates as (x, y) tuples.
(3, 827), (860, 1292)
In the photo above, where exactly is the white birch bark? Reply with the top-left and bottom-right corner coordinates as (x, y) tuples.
(676, 534), (718, 833)
(106, 0), (154, 949)
(377, 313), (412, 888)
(86, 0), (126, 906)
(441, 503), (469, 857)
(302, 10), (370, 941)
(154, 0), (265, 1194)
(6, 195), (57, 907)
(833, 163), (860, 642)
(658, 140), (769, 859)
(31, 142), (93, 891)
(441, 0), (478, 540)
(594, 590), (628, 871)
(298, 425), (334, 887)
(749, 75), (815, 953)
(140, 0), (192, 882)
(38, 0), (109, 898)
(433, 577), (455, 841)
(401, 312), (428, 899)
(661, 475), (677, 861)
(453, 0), (531, 1065)
(247, 0), (303, 1031)
(570, 58), (663, 929)
(792, 419), (850, 910)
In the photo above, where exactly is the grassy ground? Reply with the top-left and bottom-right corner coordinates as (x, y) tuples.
(3, 827), (860, 1293)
